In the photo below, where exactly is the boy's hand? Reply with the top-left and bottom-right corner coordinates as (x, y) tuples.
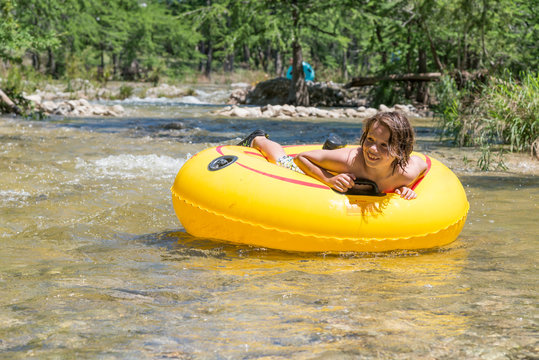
(395, 186), (417, 200)
(329, 173), (356, 193)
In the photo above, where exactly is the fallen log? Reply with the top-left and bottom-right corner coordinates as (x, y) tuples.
(0, 88), (22, 115)
(345, 72), (442, 88)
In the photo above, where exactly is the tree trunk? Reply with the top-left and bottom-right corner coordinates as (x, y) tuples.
(243, 44), (250, 69)
(0, 88), (22, 115)
(479, 0), (488, 66)
(31, 51), (40, 71)
(227, 53), (234, 72)
(47, 48), (56, 76)
(420, 18), (444, 72)
(405, 28), (413, 98)
(274, 50), (283, 76)
(112, 53), (117, 78)
(375, 24), (387, 67)
(260, 50), (267, 72)
(97, 48), (105, 81)
(352, 37), (360, 75)
(463, 32), (468, 70)
(264, 43), (271, 72)
(197, 42), (205, 72)
(287, 1), (309, 106)
(342, 48), (348, 80)
(288, 41), (309, 106)
(205, 41), (213, 79)
(224, 15), (232, 73)
(416, 47), (428, 103)
(457, 35), (462, 70)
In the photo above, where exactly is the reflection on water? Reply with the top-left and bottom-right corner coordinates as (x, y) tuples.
(0, 101), (537, 359)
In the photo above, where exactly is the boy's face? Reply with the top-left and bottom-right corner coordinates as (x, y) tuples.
(362, 121), (395, 169)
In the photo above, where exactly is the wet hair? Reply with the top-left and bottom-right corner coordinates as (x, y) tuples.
(359, 111), (415, 171)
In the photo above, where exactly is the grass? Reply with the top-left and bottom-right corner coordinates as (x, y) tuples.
(435, 71), (538, 170)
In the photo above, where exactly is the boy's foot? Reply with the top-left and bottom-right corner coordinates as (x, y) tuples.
(237, 129), (269, 147)
(323, 133), (347, 150)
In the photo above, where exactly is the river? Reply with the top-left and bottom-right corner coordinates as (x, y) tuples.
(0, 88), (537, 359)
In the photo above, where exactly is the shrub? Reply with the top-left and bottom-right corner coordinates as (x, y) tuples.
(117, 84), (134, 100)
(435, 71), (538, 170)
(482, 72), (538, 152)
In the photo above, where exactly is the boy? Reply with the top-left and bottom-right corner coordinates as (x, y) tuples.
(238, 112), (427, 199)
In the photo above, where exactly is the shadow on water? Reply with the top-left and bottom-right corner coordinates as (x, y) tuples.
(132, 230), (470, 306)
(134, 229), (467, 263)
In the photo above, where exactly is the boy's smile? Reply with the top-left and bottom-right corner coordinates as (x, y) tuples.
(362, 121), (394, 169)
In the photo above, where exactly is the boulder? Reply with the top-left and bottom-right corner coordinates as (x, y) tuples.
(228, 88), (249, 105)
(54, 103), (71, 116)
(243, 77), (369, 108)
(378, 104), (392, 112)
(246, 77), (290, 105)
(78, 99), (91, 107)
(111, 104), (125, 114)
(346, 108), (360, 118)
(230, 105), (252, 117)
(261, 104), (277, 117)
(280, 104), (296, 116)
(362, 108), (378, 118)
(34, 98), (124, 117)
(40, 101), (57, 113)
(24, 94), (42, 104)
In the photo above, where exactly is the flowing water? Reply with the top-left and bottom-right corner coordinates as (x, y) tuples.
(0, 91), (537, 359)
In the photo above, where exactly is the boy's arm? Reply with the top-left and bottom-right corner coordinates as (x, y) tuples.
(294, 148), (356, 192)
(395, 156), (428, 200)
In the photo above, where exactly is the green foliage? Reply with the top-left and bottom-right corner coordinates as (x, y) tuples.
(436, 71), (538, 170)
(0, 80), (43, 118)
(477, 145), (507, 171)
(0, 0), (58, 61)
(369, 81), (408, 108)
(434, 74), (463, 139)
(113, 84), (134, 100)
(1, 0), (537, 137)
(482, 72), (539, 152)
(1, 0), (536, 83)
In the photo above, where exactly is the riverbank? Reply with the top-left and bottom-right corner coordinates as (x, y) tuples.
(20, 79), (431, 119)
(423, 141), (539, 176)
(5, 79), (537, 172)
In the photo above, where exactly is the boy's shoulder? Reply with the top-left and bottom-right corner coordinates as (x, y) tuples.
(403, 155), (428, 179)
(409, 154), (428, 168)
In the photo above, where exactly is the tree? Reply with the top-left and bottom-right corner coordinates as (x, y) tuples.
(260, 0), (346, 106)
(286, 0), (309, 106)
(0, 0), (58, 114)
(1, 0), (536, 92)
(0, 0), (58, 62)
(177, 0), (232, 79)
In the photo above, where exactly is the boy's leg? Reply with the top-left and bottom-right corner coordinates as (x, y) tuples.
(252, 137), (286, 163)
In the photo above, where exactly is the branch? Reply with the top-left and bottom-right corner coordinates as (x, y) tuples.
(306, 22), (338, 37)
(344, 72), (442, 88)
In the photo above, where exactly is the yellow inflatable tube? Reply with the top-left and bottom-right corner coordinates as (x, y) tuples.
(171, 145), (469, 252)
